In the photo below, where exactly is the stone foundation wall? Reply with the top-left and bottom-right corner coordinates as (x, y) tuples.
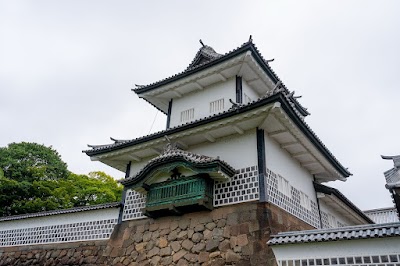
(0, 202), (313, 266)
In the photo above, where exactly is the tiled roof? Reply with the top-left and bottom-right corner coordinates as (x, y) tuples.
(268, 222), (400, 245)
(382, 155), (400, 188)
(120, 144), (236, 187)
(314, 182), (374, 223)
(84, 89), (351, 177)
(186, 45), (223, 70)
(0, 202), (121, 222)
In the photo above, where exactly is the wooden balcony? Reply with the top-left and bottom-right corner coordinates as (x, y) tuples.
(142, 174), (213, 218)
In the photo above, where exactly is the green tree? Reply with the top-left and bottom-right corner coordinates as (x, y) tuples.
(0, 142), (68, 182)
(0, 142), (122, 217)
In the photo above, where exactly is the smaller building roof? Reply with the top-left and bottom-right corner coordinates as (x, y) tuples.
(0, 202), (121, 222)
(120, 143), (236, 188)
(314, 182), (374, 224)
(268, 222), (400, 245)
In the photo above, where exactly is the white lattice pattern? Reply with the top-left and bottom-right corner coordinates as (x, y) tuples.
(0, 219), (117, 247)
(214, 166), (259, 207)
(321, 211), (330, 228)
(278, 254), (400, 266)
(365, 208), (399, 224)
(266, 168), (320, 228)
(122, 189), (147, 221)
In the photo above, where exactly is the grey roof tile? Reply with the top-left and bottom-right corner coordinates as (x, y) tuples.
(120, 144), (236, 187)
(268, 222), (400, 245)
(0, 202), (121, 222)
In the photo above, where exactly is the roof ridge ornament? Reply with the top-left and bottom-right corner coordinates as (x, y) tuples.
(163, 135), (179, 154)
(199, 39), (205, 47)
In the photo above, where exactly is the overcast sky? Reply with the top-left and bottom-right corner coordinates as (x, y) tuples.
(1, 1), (399, 210)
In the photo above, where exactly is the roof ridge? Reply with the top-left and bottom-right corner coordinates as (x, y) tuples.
(0, 202), (121, 222)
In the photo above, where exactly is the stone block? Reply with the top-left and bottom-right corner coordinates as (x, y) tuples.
(194, 224), (205, 232)
(170, 241), (181, 252)
(203, 229), (212, 240)
(191, 242), (205, 253)
(167, 230), (178, 241)
(225, 250), (241, 263)
(170, 220), (179, 231)
(135, 242), (147, 253)
(239, 223), (250, 234)
(230, 236), (237, 249)
(159, 247), (171, 257)
(217, 219), (226, 228)
(212, 228), (223, 238)
(146, 247), (160, 258)
(150, 255), (161, 265)
(159, 228), (170, 236)
(191, 233), (203, 243)
(177, 230), (188, 240)
(177, 258), (188, 266)
(182, 239), (194, 251)
(149, 223), (159, 232)
(143, 232), (152, 242)
(145, 240), (155, 251)
(226, 212), (239, 226)
(205, 222), (216, 231)
(172, 250), (187, 262)
(178, 219), (190, 230)
(206, 239), (219, 252)
(223, 226), (230, 238)
(198, 252), (209, 263)
(133, 233), (143, 243)
(184, 253), (198, 262)
(237, 234), (248, 247)
(209, 251), (221, 258)
(160, 256), (173, 265)
(151, 230), (160, 240)
(158, 237), (168, 248)
(218, 240), (230, 252)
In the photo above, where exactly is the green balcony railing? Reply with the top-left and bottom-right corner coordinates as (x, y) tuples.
(143, 175), (213, 217)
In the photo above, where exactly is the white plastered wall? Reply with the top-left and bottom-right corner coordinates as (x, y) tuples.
(271, 237), (400, 261)
(319, 199), (356, 226)
(169, 78), (236, 128)
(242, 79), (260, 103)
(264, 133), (317, 202)
(190, 130), (258, 170)
(0, 208), (119, 231)
(129, 158), (155, 177)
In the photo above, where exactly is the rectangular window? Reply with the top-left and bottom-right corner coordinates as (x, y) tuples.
(277, 175), (291, 197)
(300, 191), (311, 209)
(210, 98), (224, 114)
(180, 108), (194, 123)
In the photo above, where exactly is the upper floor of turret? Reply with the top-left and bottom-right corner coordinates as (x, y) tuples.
(132, 40), (309, 128)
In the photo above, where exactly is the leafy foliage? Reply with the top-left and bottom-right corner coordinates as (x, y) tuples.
(0, 142), (123, 217)
(0, 142), (68, 182)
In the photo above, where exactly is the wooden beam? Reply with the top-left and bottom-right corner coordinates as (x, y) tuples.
(194, 81), (203, 90)
(127, 154), (141, 162)
(232, 125), (244, 135)
(301, 161), (319, 167)
(281, 141), (298, 149)
(248, 78), (260, 86)
(291, 151), (309, 157)
(204, 133), (215, 143)
(150, 148), (162, 155)
(268, 129), (287, 137)
(173, 90), (182, 98)
(217, 73), (227, 81)
(176, 141), (188, 149)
